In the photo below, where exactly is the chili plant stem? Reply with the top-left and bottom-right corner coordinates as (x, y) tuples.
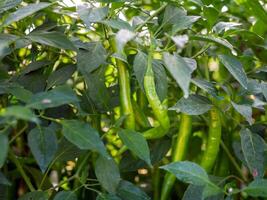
(9, 151), (35, 192)
(160, 114), (192, 200)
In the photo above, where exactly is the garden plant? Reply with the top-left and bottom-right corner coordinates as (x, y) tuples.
(0, 0), (267, 199)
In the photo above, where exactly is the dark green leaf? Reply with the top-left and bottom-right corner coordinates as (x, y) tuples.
(191, 78), (220, 99)
(118, 129), (151, 166)
(27, 85), (79, 110)
(2, 3), (51, 27)
(231, 102), (253, 125)
(170, 95), (212, 115)
(0, 134), (8, 168)
(117, 180), (150, 200)
(0, 0), (22, 13)
(61, 120), (109, 158)
(0, 106), (39, 123)
(7, 85), (33, 102)
(97, 194), (121, 200)
(54, 191), (77, 200)
(218, 55), (248, 89)
(27, 32), (76, 50)
(243, 179), (267, 197)
(95, 155), (121, 194)
(240, 128), (266, 178)
(18, 191), (49, 200)
(28, 126), (58, 173)
(0, 172), (11, 186)
(182, 185), (204, 200)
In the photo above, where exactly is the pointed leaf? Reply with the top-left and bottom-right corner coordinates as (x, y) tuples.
(61, 120), (109, 158)
(54, 191), (77, 200)
(218, 55), (248, 89)
(240, 128), (266, 178)
(0, 172), (11, 186)
(95, 155), (121, 194)
(191, 78), (220, 99)
(118, 129), (151, 166)
(243, 179), (267, 197)
(28, 127), (58, 173)
(0, 134), (8, 168)
(231, 102), (253, 125)
(0, 0), (22, 13)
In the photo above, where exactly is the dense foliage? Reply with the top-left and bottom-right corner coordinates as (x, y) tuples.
(0, 0), (267, 199)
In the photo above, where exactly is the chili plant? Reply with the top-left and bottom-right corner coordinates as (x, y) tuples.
(0, 0), (267, 199)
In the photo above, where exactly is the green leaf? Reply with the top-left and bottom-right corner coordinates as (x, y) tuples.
(102, 19), (133, 31)
(95, 155), (121, 194)
(0, 0), (22, 13)
(190, 35), (234, 51)
(0, 106), (39, 123)
(261, 82), (267, 101)
(213, 22), (241, 34)
(0, 134), (8, 168)
(191, 78), (220, 99)
(116, 180), (151, 200)
(28, 126), (58, 173)
(46, 65), (76, 90)
(2, 3), (51, 27)
(21, 61), (51, 75)
(240, 128), (266, 178)
(182, 185), (204, 200)
(77, 42), (107, 74)
(162, 5), (186, 26)
(115, 29), (135, 55)
(97, 194), (121, 200)
(231, 102), (253, 125)
(77, 5), (108, 28)
(118, 129), (151, 166)
(54, 191), (77, 200)
(172, 16), (200, 34)
(0, 172), (11, 186)
(18, 191), (49, 200)
(7, 85), (33, 102)
(27, 32), (76, 50)
(160, 161), (222, 196)
(27, 85), (79, 110)
(218, 55), (248, 89)
(170, 95), (212, 115)
(243, 179), (267, 197)
(61, 120), (109, 158)
(203, 6), (219, 29)
(163, 53), (195, 98)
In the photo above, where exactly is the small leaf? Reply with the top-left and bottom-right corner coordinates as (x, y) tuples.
(54, 191), (77, 200)
(95, 155), (121, 194)
(46, 65), (76, 89)
(0, 172), (11, 186)
(116, 180), (151, 200)
(61, 120), (109, 158)
(218, 55), (248, 89)
(163, 53), (195, 98)
(240, 128), (266, 178)
(18, 191), (49, 200)
(213, 22), (241, 34)
(2, 3), (51, 27)
(27, 85), (79, 110)
(243, 179), (267, 197)
(160, 161), (222, 196)
(28, 126), (58, 173)
(27, 32), (76, 50)
(231, 102), (253, 125)
(118, 129), (151, 166)
(0, 134), (8, 168)
(0, 106), (39, 123)
(170, 95), (212, 115)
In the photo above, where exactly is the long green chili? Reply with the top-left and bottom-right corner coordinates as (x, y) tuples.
(160, 114), (192, 200)
(200, 107), (222, 173)
(143, 48), (170, 139)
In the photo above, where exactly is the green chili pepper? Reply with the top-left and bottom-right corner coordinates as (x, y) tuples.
(143, 49), (170, 139)
(160, 114), (192, 200)
(200, 107), (222, 173)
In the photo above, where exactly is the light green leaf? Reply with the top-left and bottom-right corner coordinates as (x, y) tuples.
(160, 161), (222, 196)
(18, 191), (48, 200)
(54, 191), (77, 200)
(27, 32), (76, 50)
(61, 120), (109, 158)
(243, 179), (267, 197)
(28, 127), (58, 173)
(172, 16), (200, 34)
(231, 102), (253, 125)
(240, 128), (266, 178)
(170, 95), (212, 115)
(218, 54), (248, 89)
(118, 129), (151, 166)
(117, 180), (151, 200)
(2, 3), (51, 27)
(190, 35), (234, 51)
(95, 155), (121, 194)
(27, 85), (79, 110)
(101, 19), (133, 31)
(163, 53), (195, 98)
(0, 134), (8, 168)
(0, 106), (39, 123)
(46, 65), (76, 90)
